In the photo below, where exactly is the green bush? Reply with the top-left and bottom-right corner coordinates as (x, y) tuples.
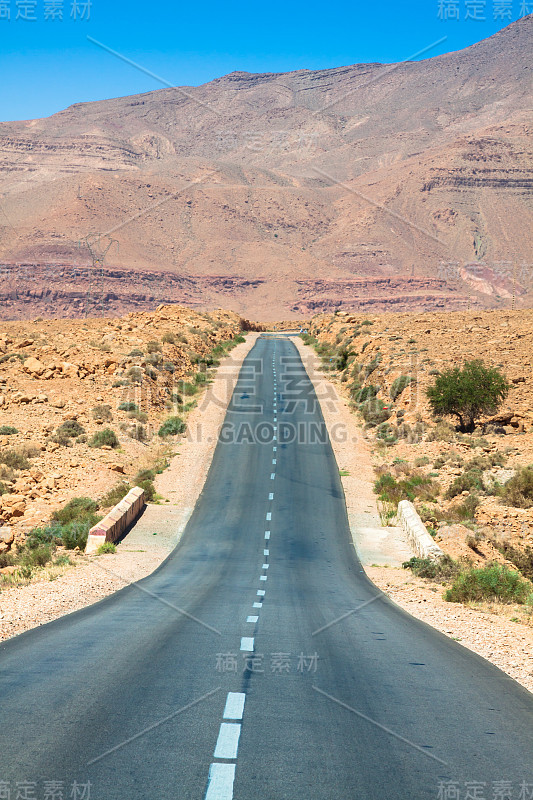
(147, 340), (161, 353)
(0, 426), (19, 435)
(194, 372), (208, 385)
(54, 554), (73, 566)
(25, 524), (62, 548)
(137, 478), (156, 501)
(91, 405), (113, 422)
(61, 520), (92, 550)
(374, 470), (438, 508)
(57, 420), (85, 438)
(446, 469), (484, 499)
(128, 349), (144, 358)
(164, 362), (175, 373)
(493, 542), (533, 581)
(179, 381), (198, 396)
(162, 332), (176, 344)
(354, 385), (378, 404)
(500, 465), (533, 509)
(445, 563), (532, 604)
(135, 468), (155, 482)
(119, 401), (138, 412)
(0, 449), (30, 470)
(127, 366), (143, 382)
(359, 397), (391, 427)
(402, 555), (460, 580)
(390, 375), (414, 401)
(158, 416), (186, 437)
(52, 497), (98, 525)
(100, 483), (130, 508)
(89, 428), (119, 449)
(426, 360), (509, 433)
(128, 410), (148, 423)
(19, 543), (55, 568)
(97, 542), (116, 555)
(51, 432), (72, 447)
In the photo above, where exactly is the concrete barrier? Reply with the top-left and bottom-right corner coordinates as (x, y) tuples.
(397, 500), (444, 562)
(85, 487), (145, 554)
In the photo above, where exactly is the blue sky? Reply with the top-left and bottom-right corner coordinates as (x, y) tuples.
(0, 0), (528, 122)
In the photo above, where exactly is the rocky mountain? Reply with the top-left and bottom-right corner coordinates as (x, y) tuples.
(0, 16), (531, 320)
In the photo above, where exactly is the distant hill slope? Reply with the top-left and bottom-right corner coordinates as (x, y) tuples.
(0, 16), (531, 320)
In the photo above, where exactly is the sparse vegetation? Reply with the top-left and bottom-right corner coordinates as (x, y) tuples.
(402, 555), (461, 580)
(89, 428), (119, 449)
(127, 366), (143, 383)
(499, 465), (533, 509)
(52, 497), (98, 525)
(444, 563), (532, 604)
(100, 483), (130, 508)
(92, 404), (113, 422)
(97, 542), (117, 555)
(0, 426), (19, 435)
(118, 401), (138, 412)
(158, 416), (186, 437)
(390, 375), (414, 401)
(57, 420), (85, 438)
(0, 449), (31, 470)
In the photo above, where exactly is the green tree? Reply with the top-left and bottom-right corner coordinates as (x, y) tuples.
(426, 359), (509, 433)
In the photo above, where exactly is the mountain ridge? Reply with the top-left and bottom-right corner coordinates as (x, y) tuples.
(0, 15), (531, 320)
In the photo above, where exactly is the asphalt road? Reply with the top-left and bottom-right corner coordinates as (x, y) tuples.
(1, 335), (531, 800)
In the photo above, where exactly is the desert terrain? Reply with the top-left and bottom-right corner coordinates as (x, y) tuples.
(0, 16), (531, 319)
(0, 305), (254, 555)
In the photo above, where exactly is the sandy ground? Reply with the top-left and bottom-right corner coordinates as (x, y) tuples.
(0, 334), (260, 642)
(293, 337), (533, 694)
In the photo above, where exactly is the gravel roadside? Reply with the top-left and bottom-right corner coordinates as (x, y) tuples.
(293, 336), (533, 694)
(0, 333), (260, 642)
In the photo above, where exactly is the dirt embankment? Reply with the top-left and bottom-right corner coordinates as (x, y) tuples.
(296, 317), (533, 693)
(0, 330), (260, 641)
(0, 305), (257, 552)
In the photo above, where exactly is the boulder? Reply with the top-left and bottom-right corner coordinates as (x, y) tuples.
(61, 362), (79, 378)
(23, 356), (45, 376)
(0, 526), (14, 546)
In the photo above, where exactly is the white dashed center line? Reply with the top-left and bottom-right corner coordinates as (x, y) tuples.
(246, 615), (259, 623)
(264, 549), (269, 556)
(253, 601), (262, 608)
(214, 723), (241, 760)
(260, 575), (267, 581)
(268, 492), (274, 500)
(272, 458), (277, 464)
(273, 446), (277, 452)
(223, 692), (246, 721)
(204, 763), (235, 800)
(257, 589), (265, 596)
(262, 564), (269, 569)
(266, 512), (272, 521)
(270, 473), (275, 480)
(264, 531), (270, 539)
(240, 637), (254, 652)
